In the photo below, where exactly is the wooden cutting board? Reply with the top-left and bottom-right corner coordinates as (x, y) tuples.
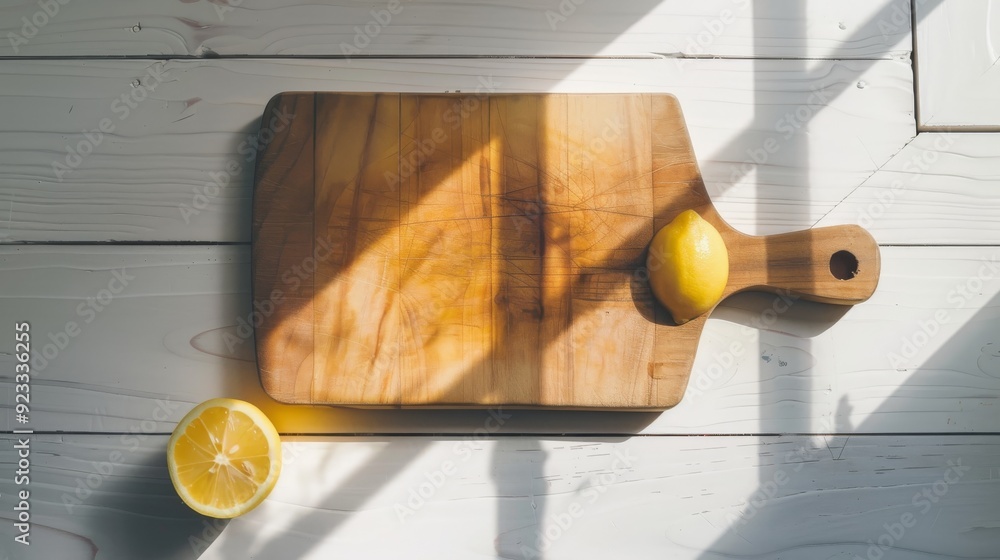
(252, 92), (879, 409)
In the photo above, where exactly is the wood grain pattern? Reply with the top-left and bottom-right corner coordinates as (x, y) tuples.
(313, 93), (402, 405)
(397, 94), (494, 405)
(254, 93), (879, 409)
(0, 57), (914, 242)
(916, 0), (1000, 128)
(3, 434), (997, 559)
(0, 2), (991, 556)
(0, 0), (911, 58)
(252, 93), (316, 402)
(490, 95), (573, 407)
(2, 245), (997, 434)
(817, 133), (1000, 244)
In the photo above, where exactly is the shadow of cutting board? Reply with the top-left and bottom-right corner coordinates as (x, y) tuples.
(252, 92), (879, 409)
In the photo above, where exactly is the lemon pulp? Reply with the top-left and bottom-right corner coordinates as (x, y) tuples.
(167, 398), (282, 518)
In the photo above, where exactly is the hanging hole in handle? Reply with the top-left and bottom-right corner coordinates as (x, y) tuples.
(830, 250), (859, 280)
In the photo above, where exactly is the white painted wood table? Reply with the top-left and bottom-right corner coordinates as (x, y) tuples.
(1, 1), (999, 558)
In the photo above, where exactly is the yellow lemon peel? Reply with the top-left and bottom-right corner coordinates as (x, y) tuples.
(647, 210), (729, 324)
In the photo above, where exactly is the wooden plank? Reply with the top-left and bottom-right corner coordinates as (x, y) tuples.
(685, 246), (1000, 434)
(2, 434), (997, 559)
(490, 94), (574, 405)
(252, 92), (316, 403)
(3, 245), (999, 434)
(816, 133), (1000, 245)
(310, 93), (402, 406)
(562, 94), (658, 406)
(0, 57), (914, 243)
(916, 0), (1000, 129)
(397, 94), (495, 405)
(0, 0), (911, 58)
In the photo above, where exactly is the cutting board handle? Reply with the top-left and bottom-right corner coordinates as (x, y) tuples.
(731, 224), (880, 305)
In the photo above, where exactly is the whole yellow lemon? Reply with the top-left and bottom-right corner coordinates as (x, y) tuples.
(647, 210), (729, 324)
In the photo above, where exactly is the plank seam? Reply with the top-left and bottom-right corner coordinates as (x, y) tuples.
(0, 240), (250, 246)
(0, 54), (904, 62)
(910, 0), (922, 128)
(810, 132), (919, 227)
(917, 125), (1000, 133)
(8, 431), (1000, 437)
(6, 242), (1000, 248)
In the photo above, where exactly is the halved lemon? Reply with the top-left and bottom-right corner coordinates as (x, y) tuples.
(167, 398), (282, 518)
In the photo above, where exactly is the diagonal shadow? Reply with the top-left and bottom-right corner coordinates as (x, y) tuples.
(695, 0), (815, 556)
(693, 290), (1000, 558)
(246, 0), (939, 428)
(232, 2), (945, 558)
(755, 0), (812, 534)
(692, 1), (1000, 558)
(248, 90), (670, 560)
(704, 0), (940, 207)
